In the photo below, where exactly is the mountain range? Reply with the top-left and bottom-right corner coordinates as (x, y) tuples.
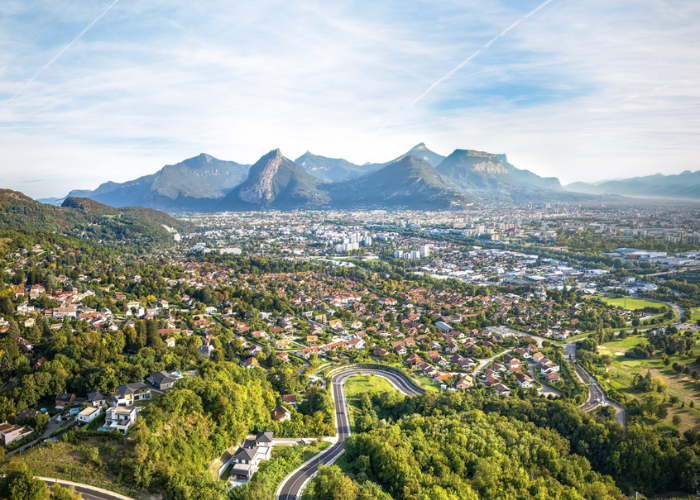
(61, 153), (249, 210)
(565, 171), (700, 200)
(40, 143), (574, 211)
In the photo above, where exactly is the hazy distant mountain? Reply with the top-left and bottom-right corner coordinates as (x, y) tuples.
(66, 153), (250, 210)
(294, 152), (368, 182)
(402, 143), (446, 167)
(44, 143), (572, 211)
(221, 149), (330, 210)
(565, 171), (700, 200)
(436, 149), (563, 199)
(327, 154), (471, 210)
(294, 143), (445, 183)
(361, 143), (446, 171)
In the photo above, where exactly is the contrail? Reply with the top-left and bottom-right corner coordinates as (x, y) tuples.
(1, 0), (120, 109)
(377, 0), (556, 132)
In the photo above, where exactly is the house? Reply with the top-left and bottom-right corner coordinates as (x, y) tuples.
(242, 357), (260, 369)
(55, 393), (76, 409)
(104, 406), (137, 434)
(503, 354), (519, 368)
(373, 347), (388, 357)
(347, 338), (365, 350)
(228, 432), (274, 481)
(282, 394), (298, 408)
(148, 371), (178, 390)
(87, 391), (107, 407)
(456, 375), (472, 390)
(545, 371), (561, 382)
(494, 384), (511, 396)
(77, 406), (102, 425)
(114, 382), (151, 406)
(271, 405), (291, 422)
(0, 422), (32, 446)
(199, 344), (215, 358)
(516, 373), (534, 388)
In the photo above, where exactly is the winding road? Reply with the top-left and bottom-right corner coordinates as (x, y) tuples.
(575, 364), (626, 427)
(275, 366), (423, 500)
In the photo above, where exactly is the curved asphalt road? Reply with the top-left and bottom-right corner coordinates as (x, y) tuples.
(276, 367), (423, 500)
(39, 477), (134, 500)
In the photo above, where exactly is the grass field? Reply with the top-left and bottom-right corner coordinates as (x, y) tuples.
(691, 307), (700, 322)
(344, 373), (397, 400)
(598, 333), (700, 431)
(3, 436), (149, 499)
(344, 374), (398, 430)
(600, 296), (663, 310)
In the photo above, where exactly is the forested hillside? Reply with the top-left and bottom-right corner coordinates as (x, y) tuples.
(0, 190), (191, 248)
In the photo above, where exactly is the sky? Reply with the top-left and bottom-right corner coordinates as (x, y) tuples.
(1, 0), (699, 198)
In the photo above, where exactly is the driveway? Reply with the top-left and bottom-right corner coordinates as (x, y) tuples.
(6, 417), (76, 458)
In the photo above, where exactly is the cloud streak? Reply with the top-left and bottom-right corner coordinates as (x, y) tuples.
(0, 0), (119, 109)
(377, 0), (556, 132)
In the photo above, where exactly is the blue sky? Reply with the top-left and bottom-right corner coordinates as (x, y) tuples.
(1, 0), (699, 198)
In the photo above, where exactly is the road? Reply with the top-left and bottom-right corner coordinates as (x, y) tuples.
(38, 478), (134, 500)
(275, 367), (423, 500)
(575, 364), (626, 427)
(473, 348), (512, 378)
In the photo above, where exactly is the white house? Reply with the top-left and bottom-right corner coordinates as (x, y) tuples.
(104, 406), (137, 434)
(77, 406), (102, 425)
(0, 422), (32, 446)
(228, 432), (274, 482)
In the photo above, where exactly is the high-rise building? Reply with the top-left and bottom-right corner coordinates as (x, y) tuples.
(420, 244), (431, 258)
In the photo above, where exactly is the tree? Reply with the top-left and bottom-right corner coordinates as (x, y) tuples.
(656, 405), (668, 420)
(49, 485), (81, 500)
(0, 461), (49, 500)
(672, 414), (682, 426)
(307, 466), (358, 500)
(642, 393), (662, 416)
(1, 351), (15, 380)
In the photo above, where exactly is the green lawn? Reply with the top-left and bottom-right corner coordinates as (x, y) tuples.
(690, 307), (700, 322)
(600, 296), (664, 310)
(598, 334), (700, 430)
(344, 373), (397, 400)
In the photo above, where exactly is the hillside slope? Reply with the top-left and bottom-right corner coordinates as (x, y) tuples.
(327, 155), (471, 210)
(0, 189), (190, 246)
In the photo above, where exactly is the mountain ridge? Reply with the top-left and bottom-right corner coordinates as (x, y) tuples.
(565, 170), (700, 200)
(40, 143), (571, 211)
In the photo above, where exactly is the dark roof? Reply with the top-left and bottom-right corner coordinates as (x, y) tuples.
(232, 447), (257, 461)
(116, 382), (148, 395)
(56, 393), (74, 402)
(149, 371), (177, 385)
(87, 391), (106, 402)
(255, 431), (274, 443)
